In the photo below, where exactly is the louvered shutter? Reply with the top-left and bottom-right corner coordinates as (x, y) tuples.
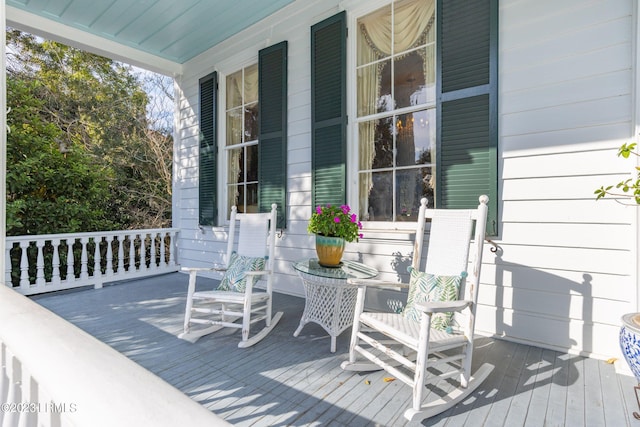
(311, 11), (347, 210)
(199, 72), (218, 226)
(437, 0), (498, 235)
(258, 41), (288, 229)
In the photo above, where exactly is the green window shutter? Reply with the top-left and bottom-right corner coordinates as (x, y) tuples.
(258, 41), (288, 229)
(437, 0), (498, 235)
(311, 11), (347, 210)
(199, 72), (218, 226)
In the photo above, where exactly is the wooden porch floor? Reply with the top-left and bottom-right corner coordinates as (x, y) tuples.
(32, 273), (639, 427)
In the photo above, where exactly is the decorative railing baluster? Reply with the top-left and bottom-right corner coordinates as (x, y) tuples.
(80, 237), (89, 281)
(35, 240), (45, 287)
(5, 245), (12, 286)
(66, 240), (74, 282)
(93, 237), (100, 280)
(19, 244), (29, 290)
(52, 238), (61, 286)
(160, 232), (167, 267)
(117, 236), (125, 274)
(2, 348), (19, 427)
(128, 234), (136, 272)
(106, 235), (114, 278)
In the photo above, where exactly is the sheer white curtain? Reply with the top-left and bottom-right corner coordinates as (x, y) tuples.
(226, 72), (243, 208)
(244, 65), (258, 105)
(357, 0), (435, 218)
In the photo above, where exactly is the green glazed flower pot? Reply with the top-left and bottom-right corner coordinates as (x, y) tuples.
(315, 235), (345, 267)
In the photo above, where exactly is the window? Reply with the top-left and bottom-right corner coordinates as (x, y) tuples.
(198, 42), (287, 228)
(356, 0), (436, 222)
(225, 64), (259, 214)
(342, 0), (498, 233)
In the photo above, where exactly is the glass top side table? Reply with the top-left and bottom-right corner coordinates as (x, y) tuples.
(292, 258), (378, 352)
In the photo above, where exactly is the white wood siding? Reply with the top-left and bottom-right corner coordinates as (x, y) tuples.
(495, 0), (636, 362)
(174, 0), (638, 361)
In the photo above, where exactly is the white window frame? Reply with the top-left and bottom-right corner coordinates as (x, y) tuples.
(215, 53), (259, 225)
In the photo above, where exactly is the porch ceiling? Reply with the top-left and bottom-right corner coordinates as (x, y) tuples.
(5, 0), (295, 75)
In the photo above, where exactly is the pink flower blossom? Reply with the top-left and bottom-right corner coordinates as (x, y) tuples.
(350, 214), (357, 223)
(334, 217), (340, 223)
(316, 206), (323, 215)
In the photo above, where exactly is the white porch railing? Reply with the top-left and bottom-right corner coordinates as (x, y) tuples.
(0, 284), (231, 427)
(5, 228), (180, 295)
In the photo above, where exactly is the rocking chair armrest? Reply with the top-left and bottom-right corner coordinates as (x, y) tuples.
(180, 264), (227, 273)
(346, 278), (409, 291)
(414, 299), (472, 314)
(243, 269), (271, 277)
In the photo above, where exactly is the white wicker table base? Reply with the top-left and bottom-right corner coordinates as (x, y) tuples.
(293, 271), (359, 352)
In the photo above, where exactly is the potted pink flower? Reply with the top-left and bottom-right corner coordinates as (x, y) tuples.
(307, 204), (363, 266)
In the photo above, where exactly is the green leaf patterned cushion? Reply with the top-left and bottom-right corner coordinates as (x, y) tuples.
(402, 267), (464, 331)
(216, 252), (266, 292)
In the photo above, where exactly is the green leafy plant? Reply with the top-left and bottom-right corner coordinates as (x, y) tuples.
(308, 204), (363, 242)
(595, 142), (640, 204)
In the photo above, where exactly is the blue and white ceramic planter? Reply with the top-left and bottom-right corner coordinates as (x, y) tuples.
(621, 313), (640, 382)
(620, 312), (640, 419)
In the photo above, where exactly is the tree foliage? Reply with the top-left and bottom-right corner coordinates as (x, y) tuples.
(594, 142), (640, 205)
(6, 30), (173, 235)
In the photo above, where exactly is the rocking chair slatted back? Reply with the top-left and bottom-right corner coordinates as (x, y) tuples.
(425, 210), (475, 276)
(228, 209), (275, 262)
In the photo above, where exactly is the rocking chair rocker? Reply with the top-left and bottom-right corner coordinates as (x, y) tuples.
(341, 195), (493, 422)
(179, 203), (282, 348)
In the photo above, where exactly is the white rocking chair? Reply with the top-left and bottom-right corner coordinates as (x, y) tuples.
(179, 203), (283, 348)
(341, 195), (493, 422)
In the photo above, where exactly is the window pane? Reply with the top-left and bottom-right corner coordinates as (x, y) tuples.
(233, 180), (258, 214)
(393, 51), (426, 110)
(394, 0), (434, 52)
(226, 70), (242, 108)
(227, 184), (240, 213)
(227, 148), (242, 185)
(226, 108), (242, 146)
(357, 5), (391, 66)
(236, 185), (246, 213)
(396, 109), (434, 167)
(244, 102), (259, 141)
(246, 144), (258, 182)
(396, 168), (432, 221)
(357, 60), (391, 117)
(244, 64), (259, 104)
(361, 170), (392, 221)
(359, 118), (394, 170)
(244, 184), (259, 213)
(424, 44), (436, 103)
